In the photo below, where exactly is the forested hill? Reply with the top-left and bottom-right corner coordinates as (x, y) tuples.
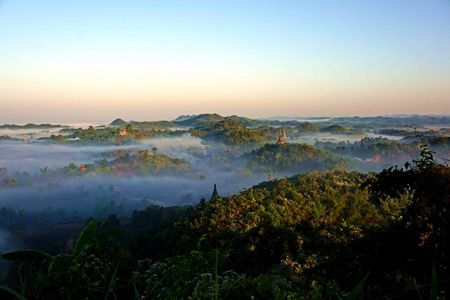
(241, 143), (350, 173)
(2, 159), (450, 298)
(190, 119), (271, 146)
(72, 149), (190, 177)
(128, 120), (178, 131)
(109, 118), (128, 127)
(295, 121), (319, 133)
(173, 113), (225, 127)
(332, 115), (450, 126)
(0, 123), (67, 129)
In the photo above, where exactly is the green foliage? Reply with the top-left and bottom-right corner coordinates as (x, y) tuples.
(345, 272), (369, 300)
(295, 122), (319, 133)
(320, 124), (349, 134)
(129, 120), (178, 130)
(2, 154), (450, 298)
(72, 220), (98, 256)
(224, 115), (263, 128)
(1, 220), (126, 299)
(47, 125), (153, 145)
(1, 250), (52, 264)
(0, 285), (28, 300)
(129, 205), (188, 234)
(242, 143), (350, 174)
(0, 124), (67, 130)
(430, 259), (437, 300)
(191, 118), (271, 147)
(48, 134), (67, 143)
(173, 113), (225, 127)
(365, 149), (450, 295)
(55, 149), (191, 177)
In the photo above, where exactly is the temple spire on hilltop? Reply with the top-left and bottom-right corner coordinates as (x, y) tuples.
(211, 184), (219, 200)
(277, 130), (285, 145)
(80, 163), (86, 172)
(119, 126), (128, 136)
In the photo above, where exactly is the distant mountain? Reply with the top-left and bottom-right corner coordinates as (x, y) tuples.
(172, 115), (197, 122)
(109, 118), (128, 127)
(259, 116), (329, 121)
(330, 115), (450, 126)
(320, 124), (348, 134)
(0, 123), (67, 129)
(192, 118), (270, 146)
(225, 115), (263, 128)
(173, 113), (225, 127)
(129, 120), (178, 131)
(295, 122), (319, 133)
(173, 113), (318, 128)
(383, 114), (449, 118)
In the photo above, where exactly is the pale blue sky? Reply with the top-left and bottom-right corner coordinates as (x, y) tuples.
(1, 0), (449, 123)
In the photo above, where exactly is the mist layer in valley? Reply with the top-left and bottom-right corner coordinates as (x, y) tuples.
(0, 136), (268, 213)
(1, 114), (449, 230)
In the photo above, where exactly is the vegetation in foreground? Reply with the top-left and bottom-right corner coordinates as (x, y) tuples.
(0, 148), (449, 299)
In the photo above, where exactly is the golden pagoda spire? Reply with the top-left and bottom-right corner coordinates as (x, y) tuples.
(277, 130), (285, 145)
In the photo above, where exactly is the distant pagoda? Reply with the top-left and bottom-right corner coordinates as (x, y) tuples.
(210, 184), (219, 200)
(79, 163), (86, 172)
(276, 130), (285, 145)
(119, 126), (128, 136)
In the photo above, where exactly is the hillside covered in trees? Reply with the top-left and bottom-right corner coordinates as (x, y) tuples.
(1, 150), (449, 299)
(241, 143), (349, 175)
(190, 119), (272, 148)
(1, 114), (449, 299)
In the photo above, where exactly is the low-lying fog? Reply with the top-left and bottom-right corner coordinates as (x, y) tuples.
(0, 136), (268, 216)
(0, 127), (418, 224)
(290, 132), (403, 145)
(0, 136), (208, 174)
(2, 123), (441, 261)
(0, 175), (260, 213)
(0, 123), (104, 140)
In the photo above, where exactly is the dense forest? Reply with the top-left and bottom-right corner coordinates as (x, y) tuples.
(1, 149), (449, 299)
(240, 143), (349, 175)
(1, 114), (449, 299)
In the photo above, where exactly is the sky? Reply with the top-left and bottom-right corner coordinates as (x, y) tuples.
(1, 0), (449, 123)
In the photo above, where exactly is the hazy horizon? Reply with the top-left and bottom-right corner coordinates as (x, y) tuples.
(2, 113), (450, 127)
(1, 1), (450, 123)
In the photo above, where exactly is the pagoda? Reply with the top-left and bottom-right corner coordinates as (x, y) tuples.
(276, 130), (285, 145)
(119, 127), (128, 136)
(210, 184), (219, 200)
